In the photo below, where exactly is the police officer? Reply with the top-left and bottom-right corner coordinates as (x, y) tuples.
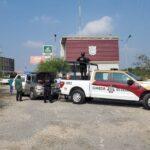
(15, 75), (23, 101)
(43, 79), (53, 103)
(77, 52), (90, 80)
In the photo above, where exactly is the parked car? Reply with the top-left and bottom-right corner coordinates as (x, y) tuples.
(29, 72), (57, 99)
(0, 76), (10, 84)
(12, 73), (36, 95)
(13, 72), (58, 99)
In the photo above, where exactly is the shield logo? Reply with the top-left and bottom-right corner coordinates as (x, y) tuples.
(88, 46), (96, 55)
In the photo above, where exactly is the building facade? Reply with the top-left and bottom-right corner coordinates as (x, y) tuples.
(61, 36), (119, 70)
(0, 57), (15, 73)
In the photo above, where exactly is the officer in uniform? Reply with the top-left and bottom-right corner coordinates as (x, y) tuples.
(77, 52), (90, 80)
(43, 79), (53, 103)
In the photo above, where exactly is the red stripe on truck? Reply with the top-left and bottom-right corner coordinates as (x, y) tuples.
(60, 81), (65, 88)
(92, 80), (146, 97)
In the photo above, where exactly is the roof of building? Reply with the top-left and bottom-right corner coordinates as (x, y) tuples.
(61, 36), (119, 44)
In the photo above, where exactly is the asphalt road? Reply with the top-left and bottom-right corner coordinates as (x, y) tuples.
(0, 86), (150, 150)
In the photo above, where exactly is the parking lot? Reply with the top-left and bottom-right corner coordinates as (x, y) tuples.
(0, 86), (150, 150)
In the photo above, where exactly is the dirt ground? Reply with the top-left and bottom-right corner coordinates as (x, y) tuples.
(0, 85), (150, 150)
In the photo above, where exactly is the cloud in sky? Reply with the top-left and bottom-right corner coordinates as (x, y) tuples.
(31, 15), (60, 24)
(23, 40), (43, 49)
(77, 16), (113, 36)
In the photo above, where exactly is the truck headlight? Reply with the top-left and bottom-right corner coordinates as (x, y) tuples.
(35, 85), (43, 90)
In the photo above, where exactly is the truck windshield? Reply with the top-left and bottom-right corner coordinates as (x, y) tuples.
(127, 72), (142, 81)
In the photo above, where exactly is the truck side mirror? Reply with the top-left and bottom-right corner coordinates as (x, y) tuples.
(127, 80), (134, 86)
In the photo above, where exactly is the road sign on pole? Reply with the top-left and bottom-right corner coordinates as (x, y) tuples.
(43, 45), (53, 56)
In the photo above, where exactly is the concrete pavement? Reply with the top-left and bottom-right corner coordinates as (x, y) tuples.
(0, 85), (16, 97)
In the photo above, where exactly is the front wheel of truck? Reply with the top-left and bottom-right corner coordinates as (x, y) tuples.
(143, 93), (150, 110)
(30, 89), (36, 100)
(71, 89), (85, 104)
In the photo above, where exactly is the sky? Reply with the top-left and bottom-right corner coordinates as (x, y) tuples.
(0, 0), (150, 72)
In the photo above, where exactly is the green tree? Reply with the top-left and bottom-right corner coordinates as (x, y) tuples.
(129, 54), (150, 79)
(133, 54), (150, 70)
(36, 57), (70, 74)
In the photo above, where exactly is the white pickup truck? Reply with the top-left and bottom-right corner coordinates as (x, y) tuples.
(60, 69), (150, 109)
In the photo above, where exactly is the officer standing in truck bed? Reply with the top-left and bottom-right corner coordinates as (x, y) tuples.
(77, 52), (90, 80)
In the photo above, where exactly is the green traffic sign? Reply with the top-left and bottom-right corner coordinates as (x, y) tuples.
(43, 45), (53, 54)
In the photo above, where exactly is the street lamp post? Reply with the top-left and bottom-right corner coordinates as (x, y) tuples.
(125, 34), (132, 71)
(53, 34), (57, 59)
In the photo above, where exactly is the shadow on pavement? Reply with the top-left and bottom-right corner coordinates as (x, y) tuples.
(58, 97), (142, 108)
(0, 100), (7, 109)
(87, 98), (142, 108)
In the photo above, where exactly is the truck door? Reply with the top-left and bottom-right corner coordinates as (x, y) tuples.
(109, 72), (139, 101)
(25, 75), (31, 95)
(91, 72), (111, 98)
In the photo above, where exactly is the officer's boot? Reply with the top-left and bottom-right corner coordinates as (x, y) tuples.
(49, 95), (53, 103)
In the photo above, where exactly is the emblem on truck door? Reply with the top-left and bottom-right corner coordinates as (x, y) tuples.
(108, 86), (114, 93)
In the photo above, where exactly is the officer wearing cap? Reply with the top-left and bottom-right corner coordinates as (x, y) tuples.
(77, 52), (90, 80)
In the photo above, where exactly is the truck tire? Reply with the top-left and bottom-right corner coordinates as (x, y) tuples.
(30, 90), (36, 100)
(143, 93), (150, 110)
(71, 89), (85, 104)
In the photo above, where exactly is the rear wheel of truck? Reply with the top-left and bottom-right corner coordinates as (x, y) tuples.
(30, 90), (36, 100)
(71, 89), (85, 104)
(143, 93), (150, 110)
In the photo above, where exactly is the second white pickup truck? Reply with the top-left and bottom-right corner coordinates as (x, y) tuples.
(60, 69), (150, 110)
